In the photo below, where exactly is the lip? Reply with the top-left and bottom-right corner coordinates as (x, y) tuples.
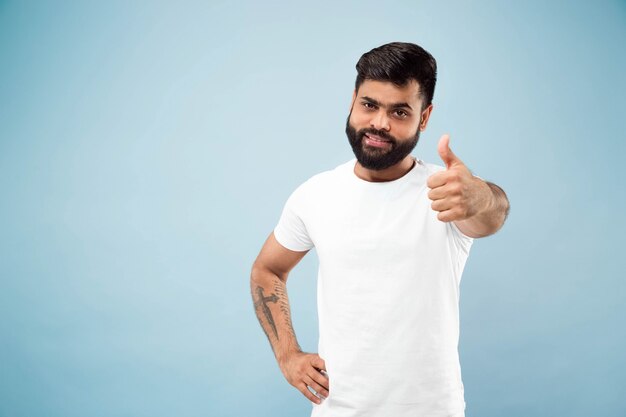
(364, 133), (391, 148)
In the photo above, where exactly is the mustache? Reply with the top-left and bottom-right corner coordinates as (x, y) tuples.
(359, 128), (396, 143)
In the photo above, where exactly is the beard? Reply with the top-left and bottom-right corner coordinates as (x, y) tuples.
(345, 114), (420, 170)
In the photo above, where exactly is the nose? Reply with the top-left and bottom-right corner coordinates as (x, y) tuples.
(370, 110), (390, 131)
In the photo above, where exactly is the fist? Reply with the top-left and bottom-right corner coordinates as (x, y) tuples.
(279, 351), (330, 405)
(426, 134), (492, 222)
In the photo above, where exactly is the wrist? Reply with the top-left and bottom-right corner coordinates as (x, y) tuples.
(476, 178), (495, 215)
(277, 348), (303, 367)
(467, 176), (492, 218)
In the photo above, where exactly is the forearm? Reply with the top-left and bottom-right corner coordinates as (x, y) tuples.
(250, 267), (302, 365)
(455, 181), (510, 238)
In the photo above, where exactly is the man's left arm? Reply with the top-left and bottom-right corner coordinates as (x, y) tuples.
(427, 134), (510, 239)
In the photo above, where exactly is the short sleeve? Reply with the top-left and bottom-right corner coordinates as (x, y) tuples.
(448, 221), (474, 254)
(273, 185), (314, 252)
(446, 221), (474, 283)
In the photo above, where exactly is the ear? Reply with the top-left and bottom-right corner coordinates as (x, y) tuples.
(419, 103), (434, 131)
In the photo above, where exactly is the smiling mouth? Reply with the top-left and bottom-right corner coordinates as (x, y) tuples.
(364, 133), (391, 148)
(365, 133), (390, 142)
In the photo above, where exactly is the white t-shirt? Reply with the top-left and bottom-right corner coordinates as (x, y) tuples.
(273, 156), (474, 417)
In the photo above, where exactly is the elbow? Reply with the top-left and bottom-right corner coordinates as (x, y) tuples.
(250, 261), (288, 284)
(250, 261), (266, 283)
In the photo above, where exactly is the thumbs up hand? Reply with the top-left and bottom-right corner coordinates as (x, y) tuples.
(426, 134), (493, 223)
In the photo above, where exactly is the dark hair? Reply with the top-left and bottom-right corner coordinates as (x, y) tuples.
(354, 42), (437, 110)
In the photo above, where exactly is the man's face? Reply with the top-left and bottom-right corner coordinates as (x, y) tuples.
(345, 79), (430, 170)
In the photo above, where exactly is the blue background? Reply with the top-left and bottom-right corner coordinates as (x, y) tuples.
(1, 1), (625, 416)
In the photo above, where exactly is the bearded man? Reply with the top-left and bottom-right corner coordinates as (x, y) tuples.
(251, 41), (510, 417)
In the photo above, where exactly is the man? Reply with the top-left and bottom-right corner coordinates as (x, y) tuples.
(250, 42), (510, 417)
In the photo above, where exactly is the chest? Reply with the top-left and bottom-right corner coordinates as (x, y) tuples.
(305, 184), (448, 270)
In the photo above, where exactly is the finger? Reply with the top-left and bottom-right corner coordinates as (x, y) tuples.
(304, 374), (329, 398)
(427, 184), (450, 201)
(426, 171), (448, 189)
(428, 167), (465, 189)
(437, 134), (462, 169)
(298, 382), (322, 405)
(437, 209), (462, 222)
(431, 196), (459, 212)
(308, 367), (330, 391)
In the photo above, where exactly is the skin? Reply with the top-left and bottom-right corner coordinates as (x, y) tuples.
(251, 78), (510, 406)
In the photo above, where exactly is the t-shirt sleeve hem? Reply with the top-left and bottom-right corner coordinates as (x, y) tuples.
(273, 226), (313, 252)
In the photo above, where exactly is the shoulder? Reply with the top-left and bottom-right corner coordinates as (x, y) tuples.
(281, 160), (350, 212)
(293, 159), (353, 195)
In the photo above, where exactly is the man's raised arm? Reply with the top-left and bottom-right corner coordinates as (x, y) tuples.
(427, 134), (510, 238)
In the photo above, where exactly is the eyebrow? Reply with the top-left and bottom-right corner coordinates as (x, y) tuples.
(361, 96), (413, 111)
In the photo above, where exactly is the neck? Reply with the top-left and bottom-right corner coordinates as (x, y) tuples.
(354, 155), (416, 182)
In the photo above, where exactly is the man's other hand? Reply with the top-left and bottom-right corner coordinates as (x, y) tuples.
(279, 351), (330, 405)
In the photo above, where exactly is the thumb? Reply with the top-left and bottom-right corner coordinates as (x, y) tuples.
(437, 134), (461, 169)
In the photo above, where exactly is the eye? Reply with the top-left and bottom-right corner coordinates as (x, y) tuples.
(394, 110), (409, 118)
(362, 102), (376, 110)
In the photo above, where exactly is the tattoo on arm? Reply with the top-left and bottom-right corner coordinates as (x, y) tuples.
(273, 281), (297, 339)
(253, 286), (279, 341)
